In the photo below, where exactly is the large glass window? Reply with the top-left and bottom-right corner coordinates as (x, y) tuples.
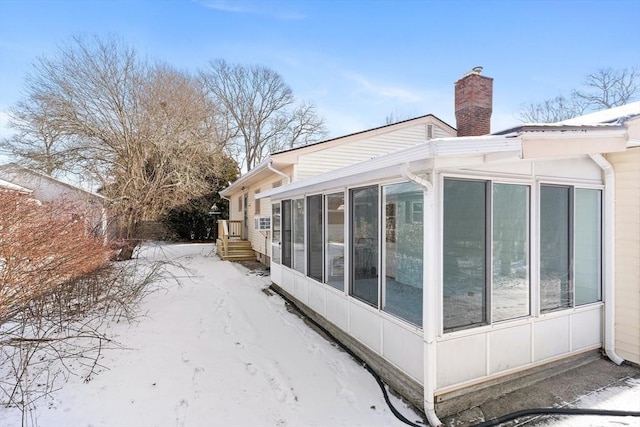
(540, 185), (603, 312)
(443, 179), (488, 331)
(350, 186), (379, 307)
(325, 193), (345, 291)
(574, 189), (602, 306)
(492, 184), (530, 322)
(307, 195), (323, 281)
(271, 202), (281, 264)
(293, 199), (305, 274)
(382, 182), (424, 326)
(540, 185), (572, 312)
(282, 200), (292, 268)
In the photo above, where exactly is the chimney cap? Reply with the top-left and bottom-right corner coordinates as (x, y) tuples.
(472, 66), (483, 74)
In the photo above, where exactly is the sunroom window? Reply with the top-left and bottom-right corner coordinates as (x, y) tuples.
(307, 194), (323, 282)
(293, 199), (305, 274)
(271, 202), (281, 264)
(382, 182), (424, 326)
(325, 193), (345, 291)
(443, 179), (531, 332)
(350, 186), (379, 307)
(443, 179), (488, 331)
(540, 185), (602, 312)
(281, 200), (292, 268)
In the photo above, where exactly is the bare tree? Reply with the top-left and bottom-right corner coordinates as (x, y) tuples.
(519, 67), (639, 123)
(518, 94), (589, 123)
(200, 59), (327, 171)
(3, 36), (233, 244)
(573, 67), (639, 109)
(0, 93), (73, 177)
(384, 109), (419, 125)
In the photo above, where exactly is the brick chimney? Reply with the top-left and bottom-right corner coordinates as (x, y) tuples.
(454, 66), (493, 136)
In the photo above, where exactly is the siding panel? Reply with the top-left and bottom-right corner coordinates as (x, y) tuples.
(607, 148), (640, 365)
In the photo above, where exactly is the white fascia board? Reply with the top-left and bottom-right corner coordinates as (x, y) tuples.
(220, 156), (272, 197)
(520, 128), (628, 159)
(258, 135), (518, 200)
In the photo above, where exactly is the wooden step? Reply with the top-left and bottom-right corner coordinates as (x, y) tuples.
(216, 239), (256, 261)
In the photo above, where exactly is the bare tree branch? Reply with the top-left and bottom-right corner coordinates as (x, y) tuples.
(2, 35), (235, 242)
(518, 67), (639, 123)
(200, 59), (327, 170)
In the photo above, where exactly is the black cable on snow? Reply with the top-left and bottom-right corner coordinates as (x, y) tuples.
(268, 285), (423, 427)
(473, 407), (640, 427)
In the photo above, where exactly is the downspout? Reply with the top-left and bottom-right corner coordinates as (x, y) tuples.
(589, 154), (624, 366)
(268, 160), (290, 184)
(402, 164), (442, 427)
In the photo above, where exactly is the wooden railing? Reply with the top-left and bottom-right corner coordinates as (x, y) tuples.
(217, 220), (243, 256)
(227, 220), (242, 238)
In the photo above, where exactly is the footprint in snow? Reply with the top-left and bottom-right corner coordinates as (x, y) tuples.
(175, 399), (189, 427)
(245, 363), (257, 375)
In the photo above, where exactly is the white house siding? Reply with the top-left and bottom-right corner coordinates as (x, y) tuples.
(607, 147), (640, 365)
(296, 123), (454, 180)
(231, 173), (289, 262)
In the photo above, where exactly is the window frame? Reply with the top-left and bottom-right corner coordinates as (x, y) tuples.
(538, 182), (603, 313)
(307, 193), (324, 282)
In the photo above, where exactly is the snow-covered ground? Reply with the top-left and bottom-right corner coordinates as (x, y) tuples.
(1, 242), (638, 427)
(534, 377), (640, 426)
(1, 243), (422, 427)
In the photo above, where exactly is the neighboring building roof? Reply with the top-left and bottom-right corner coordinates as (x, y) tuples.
(0, 178), (32, 193)
(560, 101), (640, 126)
(0, 163), (107, 201)
(495, 101), (640, 135)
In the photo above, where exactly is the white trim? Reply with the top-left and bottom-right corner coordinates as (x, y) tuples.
(589, 154), (624, 365)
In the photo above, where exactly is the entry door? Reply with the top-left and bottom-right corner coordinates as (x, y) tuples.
(243, 194), (248, 239)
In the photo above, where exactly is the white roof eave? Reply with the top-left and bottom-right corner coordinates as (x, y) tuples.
(257, 125), (633, 201)
(257, 135), (520, 200)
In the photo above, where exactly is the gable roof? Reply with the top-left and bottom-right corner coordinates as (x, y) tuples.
(272, 113), (455, 157)
(221, 113), (455, 197)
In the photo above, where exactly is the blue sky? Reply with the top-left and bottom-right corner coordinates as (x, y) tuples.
(0, 0), (639, 141)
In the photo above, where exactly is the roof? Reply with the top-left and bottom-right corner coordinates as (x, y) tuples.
(271, 113), (455, 156)
(495, 101), (640, 135)
(220, 113), (455, 197)
(0, 178), (32, 193)
(560, 101), (640, 125)
(0, 163), (107, 201)
(257, 125), (628, 201)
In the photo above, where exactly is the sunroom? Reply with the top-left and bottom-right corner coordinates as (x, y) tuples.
(256, 126), (628, 422)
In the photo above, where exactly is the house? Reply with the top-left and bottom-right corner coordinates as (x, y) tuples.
(218, 111), (457, 262)
(251, 92), (637, 424)
(220, 66), (639, 423)
(0, 163), (108, 238)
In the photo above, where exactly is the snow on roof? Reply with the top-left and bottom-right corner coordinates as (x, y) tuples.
(560, 101), (640, 126)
